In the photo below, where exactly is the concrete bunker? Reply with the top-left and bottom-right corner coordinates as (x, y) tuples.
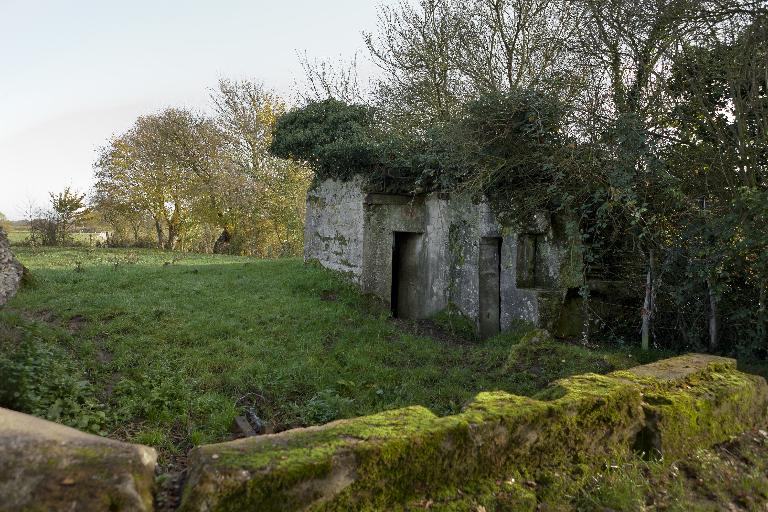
(304, 178), (592, 336)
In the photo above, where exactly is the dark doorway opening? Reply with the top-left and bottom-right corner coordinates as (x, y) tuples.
(479, 237), (502, 339)
(391, 232), (423, 319)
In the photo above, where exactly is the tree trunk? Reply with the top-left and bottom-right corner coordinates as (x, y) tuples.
(641, 251), (654, 351)
(166, 225), (177, 251)
(707, 280), (718, 352)
(154, 220), (165, 249)
(581, 281), (590, 344)
(213, 228), (232, 254)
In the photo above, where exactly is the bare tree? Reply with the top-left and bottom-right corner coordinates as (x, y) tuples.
(296, 52), (367, 104)
(363, 0), (585, 127)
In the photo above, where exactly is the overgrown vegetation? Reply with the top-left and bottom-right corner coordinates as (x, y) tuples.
(574, 430), (768, 511)
(273, 1), (768, 358)
(0, 247), (664, 462)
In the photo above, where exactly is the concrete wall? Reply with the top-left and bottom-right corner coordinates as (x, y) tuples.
(5, 356), (765, 512)
(444, 195), (554, 331)
(179, 355), (768, 512)
(304, 178), (367, 282)
(422, 195), (451, 317)
(361, 194), (426, 307)
(360, 193), (454, 319)
(305, 178), (582, 333)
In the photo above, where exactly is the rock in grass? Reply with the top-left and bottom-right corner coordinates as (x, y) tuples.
(0, 227), (24, 306)
(0, 407), (157, 512)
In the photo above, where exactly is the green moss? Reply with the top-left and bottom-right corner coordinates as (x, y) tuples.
(179, 355), (768, 512)
(611, 355), (768, 459)
(401, 477), (538, 511)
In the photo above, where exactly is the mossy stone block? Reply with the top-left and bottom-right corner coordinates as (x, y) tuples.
(179, 355), (768, 511)
(0, 407), (157, 512)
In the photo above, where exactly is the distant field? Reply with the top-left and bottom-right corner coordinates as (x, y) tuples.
(7, 230), (103, 245)
(0, 247), (668, 467)
(5, 230), (30, 244)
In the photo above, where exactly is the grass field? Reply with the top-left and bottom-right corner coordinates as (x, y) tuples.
(0, 247), (671, 466)
(5, 230), (30, 244)
(6, 230), (101, 245)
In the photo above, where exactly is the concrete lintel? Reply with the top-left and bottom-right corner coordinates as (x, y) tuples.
(364, 193), (425, 206)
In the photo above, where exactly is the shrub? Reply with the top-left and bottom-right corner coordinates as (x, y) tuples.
(270, 99), (377, 181)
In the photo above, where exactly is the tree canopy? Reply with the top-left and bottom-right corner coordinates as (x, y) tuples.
(93, 81), (311, 257)
(276, 1), (768, 356)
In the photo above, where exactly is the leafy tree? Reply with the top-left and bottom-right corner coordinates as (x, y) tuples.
(211, 79), (312, 256)
(49, 187), (87, 245)
(93, 83), (311, 257)
(94, 109), (197, 250)
(657, 14), (768, 354)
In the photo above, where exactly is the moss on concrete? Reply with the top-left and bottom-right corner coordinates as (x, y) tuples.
(179, 354), (768, 512)
(614, 355), (768, 460)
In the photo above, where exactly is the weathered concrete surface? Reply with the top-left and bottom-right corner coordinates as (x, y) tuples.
(361, 193), (427, 313)
(422, 195), (451, 317)
(178, 354), (768, 512)
(304, 178), (587, 334)
(0, 407), (157, 512)
(0, 228), (24, 307)
(304, 178), (366, 282)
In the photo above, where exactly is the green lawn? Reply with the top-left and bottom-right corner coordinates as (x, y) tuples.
(5, 230), (30, 244)
(6, 230), (100, 245)
(0, 247), (667, 464)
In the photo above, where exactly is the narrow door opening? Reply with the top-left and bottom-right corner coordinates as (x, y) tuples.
(479, 237), (502, 339)
(391, 232), (423, 319)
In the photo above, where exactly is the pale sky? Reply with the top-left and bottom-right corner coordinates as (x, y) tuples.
(0, 0), (386, 219)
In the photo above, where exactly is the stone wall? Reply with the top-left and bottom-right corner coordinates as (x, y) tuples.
(2, 355), (766, 511)
(0, 227), (24, 307)
(178, 354), (767, 511)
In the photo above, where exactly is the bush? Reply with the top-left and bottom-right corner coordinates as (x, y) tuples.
(271, 91), (570, 205)
(270, 99), (377, 181)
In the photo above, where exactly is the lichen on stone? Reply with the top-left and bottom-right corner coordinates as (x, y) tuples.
(178, 354), (768, 512)
(0, 407), (157, 512)
(0, 227), (24, 307)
